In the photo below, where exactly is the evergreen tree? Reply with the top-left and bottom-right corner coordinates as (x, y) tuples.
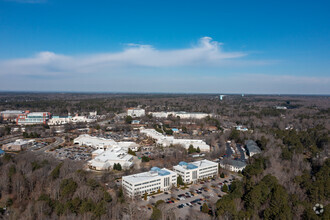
(202, 203), (209, 213)
(177, 175), (184, 186)
(222, 184), (228, 193)
(188, 145), (196, 154)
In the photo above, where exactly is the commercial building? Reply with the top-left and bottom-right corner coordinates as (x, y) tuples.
(0, 110), (25, 120)
(219, 159), (246, 172)
(17, 112), (51, 125)
(173, 159), (218, 184)
(127, 108), (145, 117)
(140, 128), (210, 152)
(122, 167), (177, 198)
(48, 116), (72, 125)
(48, 115), (96, 125)
(149, 111), (209, 119)
(2, 139), (34, 151)
(88, 147), (134, 171)
(74, 134), (139, 151)
(245, 140), (261, 157)
(74, 134), (139, 171)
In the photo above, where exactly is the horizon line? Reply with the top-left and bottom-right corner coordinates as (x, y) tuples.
(0, 90), (329, 97)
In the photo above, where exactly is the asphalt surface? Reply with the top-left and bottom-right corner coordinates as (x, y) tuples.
(37, 137), (65, 152)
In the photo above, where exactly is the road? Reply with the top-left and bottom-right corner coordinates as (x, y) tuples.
(37, 136), (65, 153)
(0, 135), (22, 146)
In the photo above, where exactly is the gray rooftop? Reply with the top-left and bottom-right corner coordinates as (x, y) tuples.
(245, 140), (262, 154)
(221, 159), (246, 168)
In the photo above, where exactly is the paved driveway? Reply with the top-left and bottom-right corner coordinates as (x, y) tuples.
(137, 174), (240, 219)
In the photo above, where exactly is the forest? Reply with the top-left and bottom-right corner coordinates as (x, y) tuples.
(0, 93), (329, 219)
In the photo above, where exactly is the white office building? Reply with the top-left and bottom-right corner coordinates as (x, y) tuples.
(173, 160), (218, 184)
(127, 108), (145, 117)
(140, 128), (210, 152)
(48, 115), (96, 125)
(0, 110), (25, 120)
(122, 167), (177, 198)
(88, 147), (133, 171)
(73, 134), (139, 151)
(149, 111), (209, 119)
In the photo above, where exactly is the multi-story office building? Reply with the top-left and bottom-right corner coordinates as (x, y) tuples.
(173, 159), (218, 184)
(127, 108), (145, 117)
(122, 167), (177, 198)
(149, 111), (210, 119)
(0, 110), (25, 120)
(140, 128), (211, 152)
(16, 112), (51, 125)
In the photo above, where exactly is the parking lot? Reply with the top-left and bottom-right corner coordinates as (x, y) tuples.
(139, 174), (238, 219)
(52, 145), (93, 161)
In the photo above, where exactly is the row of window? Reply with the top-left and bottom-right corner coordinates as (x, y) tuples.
(135, 182), (160, 190)
(134, 178), (161, 187)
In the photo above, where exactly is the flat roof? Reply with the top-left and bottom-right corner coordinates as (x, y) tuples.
(123, 168), (176, 183)
(1, 110), (24, 114)
(174, 159), (217, 172)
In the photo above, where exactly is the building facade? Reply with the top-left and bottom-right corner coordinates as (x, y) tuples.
(140, 128), (210, 152)
(88, 147), (133, 171)
(0, 110), (25, 120)
(219, 159), (246, 172)
(173, 160), (218, 184)
(245, 140), (261, 157)
(149, 111), (209, 119)
(48, 115), (96, 125)
(127, 108), (145, 117)
(74, 134), (139, 151)
(122, 167), (177, 198)
(17, 112), (50, 125)
(2, 139), (34, 151)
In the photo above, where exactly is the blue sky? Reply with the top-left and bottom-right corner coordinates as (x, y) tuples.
(0, 0), (329, 94)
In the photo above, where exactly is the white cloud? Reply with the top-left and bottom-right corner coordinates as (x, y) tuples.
(0, 37), (249, 76)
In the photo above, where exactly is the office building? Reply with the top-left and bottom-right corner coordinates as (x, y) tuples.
(74, 134), (139, 151)
(149, 111), (209, 119)
(127, 108), (145, 117)
(2, 139), (34, 151)
(173, 159), (218, 184)
(140, 128), (210, 152)
(0, 110), (25, 120)
(122, 167), (177, 197)
(88, 147), (133, 171)
(17, 112), (51, 125)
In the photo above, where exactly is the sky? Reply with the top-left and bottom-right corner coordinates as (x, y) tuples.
(0, 0), (329, 94)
